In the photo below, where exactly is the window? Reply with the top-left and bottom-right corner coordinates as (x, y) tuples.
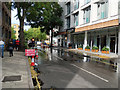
(74, 0), (79, 10)
(74, 13), (79, 26)
(83, 6), (91, 23)
(67, 17), (70, 28)
(97, 1), (108, 19)
(14, 25), (16, 28)
(67, 2), (70, 15)
(84, 0), (91, 5)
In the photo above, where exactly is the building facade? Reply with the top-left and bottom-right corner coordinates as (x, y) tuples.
(0, 2), (11, 48)
(58, 0), (119, 54)
(11, 24), (19, 40)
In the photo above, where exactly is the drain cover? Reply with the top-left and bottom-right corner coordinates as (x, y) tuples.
(2, 75), (21, 82)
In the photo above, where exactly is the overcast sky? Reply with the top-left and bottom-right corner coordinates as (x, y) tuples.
(11, 9), (31, 30)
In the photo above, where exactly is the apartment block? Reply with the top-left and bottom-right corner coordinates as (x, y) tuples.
(58, 0), (119, 54)
(11, 24), (19, 40)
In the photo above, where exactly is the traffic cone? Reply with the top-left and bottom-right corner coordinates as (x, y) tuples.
(31, 56), (35, 66)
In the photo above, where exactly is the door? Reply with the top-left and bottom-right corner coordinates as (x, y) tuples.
(101, 35), (106, 50)
(110, 37), (115, 53)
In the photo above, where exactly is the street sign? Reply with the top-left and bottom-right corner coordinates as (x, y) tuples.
(25, 49), (35, 56)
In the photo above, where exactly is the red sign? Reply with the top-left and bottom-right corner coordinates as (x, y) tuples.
(25, 49), (35, 56)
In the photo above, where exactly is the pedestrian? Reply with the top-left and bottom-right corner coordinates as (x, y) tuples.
(15, 39), (20, 51)
(8, 41), (14, 57)
(13, 39), (16, 50)
(0, 39), (5, 58)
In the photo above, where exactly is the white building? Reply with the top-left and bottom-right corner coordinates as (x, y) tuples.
(58, 0), (119, 54)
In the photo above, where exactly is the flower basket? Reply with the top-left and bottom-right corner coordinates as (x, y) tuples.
(95, 50), (98, 52)
(102, 46), (109, 54)
(87, 49), (90, 51)
(78, 45), (83, 50)
(92, 46), (99, 52)
(85, 46), (90, 51)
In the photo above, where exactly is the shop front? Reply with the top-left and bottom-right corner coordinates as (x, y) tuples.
(74, 26), (119, 54)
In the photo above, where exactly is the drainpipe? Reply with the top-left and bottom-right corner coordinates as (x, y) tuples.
(118, 25), (120, 58)
(83, 31), (87, 50)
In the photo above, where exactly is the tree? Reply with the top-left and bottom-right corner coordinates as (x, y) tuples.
(12, 2), (32, 51)
(24, 27), (47, 41)
(11, 27), (16, 39)
(26, 2), (63, 47)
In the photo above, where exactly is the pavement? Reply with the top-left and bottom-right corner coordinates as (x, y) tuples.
(1, 51), (34, 89)
(55, 47), (118, 59)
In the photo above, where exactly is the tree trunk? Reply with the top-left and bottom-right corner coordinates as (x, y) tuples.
(19, 18), (25, 51)
(50, 30), (53, 47)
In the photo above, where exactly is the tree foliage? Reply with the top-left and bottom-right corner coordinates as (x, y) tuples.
(26, 2), (63, 34)
(24, 27), (47, 41)
(12, 2), (33, 51)
(11, 27), (16, 39)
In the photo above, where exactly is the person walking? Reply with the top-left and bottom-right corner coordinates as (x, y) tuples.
(0, 39), (5, 58)
(15, 39), (20, 51)
(13, 39), (16, 50)
(8, 41), (14, 57)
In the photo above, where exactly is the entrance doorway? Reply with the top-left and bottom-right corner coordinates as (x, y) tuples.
(101, 35), (106, 50)
(110, 37), (115, 53)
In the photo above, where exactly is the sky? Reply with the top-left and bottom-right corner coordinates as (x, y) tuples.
(11, 9), (31, 31)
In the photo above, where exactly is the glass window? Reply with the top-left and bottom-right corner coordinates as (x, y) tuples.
(97, 1), (108, 19)
(74, 0), (79, 10)
(83, 6), (91, 23)
(14, 25), (16, 28)
(67, 17), (70, 28)
(74, 13), (79, 26)
(84, 0), (91, 5)
(67, 2), (70, 15)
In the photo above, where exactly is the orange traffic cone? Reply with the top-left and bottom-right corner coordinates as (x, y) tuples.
(31, 56), (35, 66)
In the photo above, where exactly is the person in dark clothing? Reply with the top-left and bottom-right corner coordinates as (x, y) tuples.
(15, 39), (20, 51)
(13, 39), (16, 50)
(8, 41), (14, 57)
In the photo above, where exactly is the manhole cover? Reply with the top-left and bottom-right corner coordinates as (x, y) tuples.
(2, 75), (21, 82)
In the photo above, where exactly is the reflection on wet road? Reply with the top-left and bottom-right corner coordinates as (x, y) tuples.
(37, 48), (118, 88)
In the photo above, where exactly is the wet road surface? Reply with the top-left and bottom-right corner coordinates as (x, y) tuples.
(36, 47), (118, 88)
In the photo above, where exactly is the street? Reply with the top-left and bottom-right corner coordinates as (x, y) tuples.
(36, 47), (118, 88)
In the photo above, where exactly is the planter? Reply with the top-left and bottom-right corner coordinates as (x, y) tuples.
(87, 49), (90, 51)
(102, 51), (109, 54)
(95, 50), (98, 52)
(92, 49), (95, 52)
(78, 48), (82, 50)
(106, 51), (109, 54)
(85, 49), (90, 51)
